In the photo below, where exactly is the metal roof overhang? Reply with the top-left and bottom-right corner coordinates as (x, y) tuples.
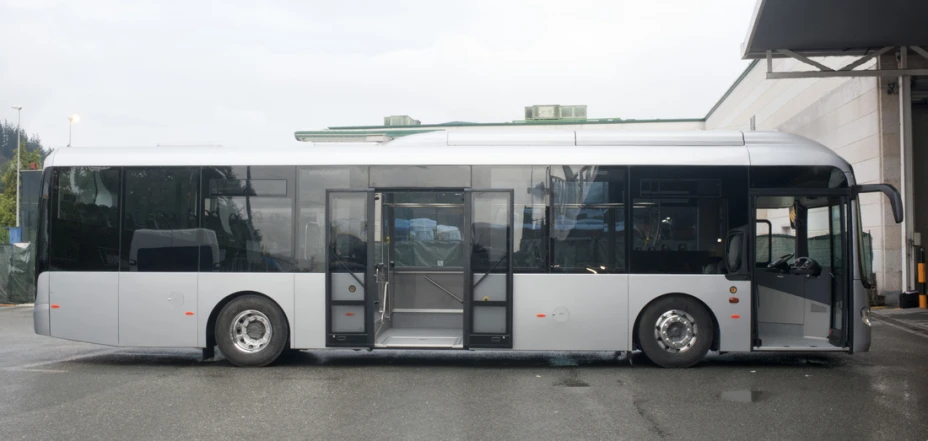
(742, 0), (928, 78)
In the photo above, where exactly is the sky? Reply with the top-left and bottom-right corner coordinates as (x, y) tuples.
(0, 0), (757, 148)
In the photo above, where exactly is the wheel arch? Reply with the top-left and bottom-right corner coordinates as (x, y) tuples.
(205, 291), (291, 350)
(632, 292), (721, 352)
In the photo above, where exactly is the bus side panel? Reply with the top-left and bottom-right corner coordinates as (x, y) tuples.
(628, 275), (751, 352)
(197, 273), (296, 348)
(33, 271), (50, 336)
(48, 272), (119, 346)
(119, 273), (199, 347)
(293, 273), (326, 349)
(512, 274), (628, 351)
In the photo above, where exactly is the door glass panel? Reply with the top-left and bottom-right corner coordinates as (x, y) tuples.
(327, 191), (371, 342)
(328, 193), (368, 273)
(830, 203), (846, 332)
(469, 190), (512, 343)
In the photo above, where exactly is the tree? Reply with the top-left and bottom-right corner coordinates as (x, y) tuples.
(0, 120), (45, 166)
(0, 139), (46, 242)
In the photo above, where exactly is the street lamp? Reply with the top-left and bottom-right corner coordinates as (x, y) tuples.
(68, 114), (80, 147)
(11, 106), (22, 228)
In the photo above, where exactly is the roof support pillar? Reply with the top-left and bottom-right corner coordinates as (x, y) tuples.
(898, 48), (915, 291)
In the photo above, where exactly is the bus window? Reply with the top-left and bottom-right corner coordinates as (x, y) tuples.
(297, 166), (369, 272)
(122, 167), (202, 272)
(50, 167), (121, 271)
(629, 166), (748, 275)
(201, 166), (295, 272)
(472, 166), (547, 272)
(549, 165), (626, 273)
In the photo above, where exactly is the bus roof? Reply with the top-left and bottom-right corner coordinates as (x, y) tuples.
(43, 130), (853, 178)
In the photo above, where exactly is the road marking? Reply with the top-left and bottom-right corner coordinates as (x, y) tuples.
(2, 348), (119, 372)
(13, 368), (68, 373)
(873, 317), (928, 340)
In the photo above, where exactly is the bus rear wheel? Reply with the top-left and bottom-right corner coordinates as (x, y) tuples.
(637, 296), (713, 368)
(216, 295), (289, 367)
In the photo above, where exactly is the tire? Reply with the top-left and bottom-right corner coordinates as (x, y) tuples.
(216, 295), (289, 367)
(637, 296), (714, 368)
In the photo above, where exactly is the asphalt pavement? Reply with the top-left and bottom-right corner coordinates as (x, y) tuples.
(2, 305), (927, 441)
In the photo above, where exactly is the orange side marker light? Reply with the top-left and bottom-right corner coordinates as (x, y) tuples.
(536, 313), (546, 318)
(185, 311), (194, 316)
(50, 304), (60, 309)
(345, 312), (355, 316)
(731, 314), (741, 319)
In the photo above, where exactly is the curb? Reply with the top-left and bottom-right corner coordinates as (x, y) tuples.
(872, 313), (928, 337)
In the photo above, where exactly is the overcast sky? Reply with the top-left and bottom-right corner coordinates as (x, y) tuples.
(1, 0), (757, 148)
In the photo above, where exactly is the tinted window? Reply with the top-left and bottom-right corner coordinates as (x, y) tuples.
(201, 166), (295, 272)
(370, 165), (471, 188)
(297, 166), (368, 272)
(473, 166), (547, 272)
(550, 166), (626, 273)
(122, 168), (201, 272)
(631, 166), (748, 274)
(751, 166), (848, 188)
(50, 167), (121, 271)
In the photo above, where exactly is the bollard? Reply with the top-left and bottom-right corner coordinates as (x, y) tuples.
(921, 248), (927, 308)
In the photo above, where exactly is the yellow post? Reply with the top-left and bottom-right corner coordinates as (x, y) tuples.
(921, 264), (928, 308)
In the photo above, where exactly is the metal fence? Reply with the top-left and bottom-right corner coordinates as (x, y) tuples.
(0, 243), (34, 304)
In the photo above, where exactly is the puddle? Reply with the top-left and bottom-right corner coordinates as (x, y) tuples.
(720, 389), (766, 403)
(548, 356), (579, 367)
(554, 377), (590, 387)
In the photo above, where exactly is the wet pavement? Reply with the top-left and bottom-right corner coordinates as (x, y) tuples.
(874, 307), (928, 334)
(2, 304), (927, 441)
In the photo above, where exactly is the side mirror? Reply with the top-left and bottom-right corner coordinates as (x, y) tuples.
(725, 230), (745, 274)
(855, 184), (903, 223)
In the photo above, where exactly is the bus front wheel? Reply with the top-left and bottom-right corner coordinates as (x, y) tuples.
(637, 296), (713, 368)
(216, 295), (289, 367)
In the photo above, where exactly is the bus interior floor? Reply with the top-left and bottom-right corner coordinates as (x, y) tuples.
(375, 328), (464, 348)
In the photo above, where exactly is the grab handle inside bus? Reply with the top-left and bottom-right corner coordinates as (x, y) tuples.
(855, 184), (904, 224)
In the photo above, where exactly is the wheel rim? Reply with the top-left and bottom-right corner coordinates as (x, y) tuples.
(653, 309), (698, 353)
(230, 310), (273, 353)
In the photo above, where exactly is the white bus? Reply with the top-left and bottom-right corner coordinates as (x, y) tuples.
(33, 131), (903, 368)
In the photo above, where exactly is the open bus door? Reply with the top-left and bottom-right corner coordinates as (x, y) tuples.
(325, 190), (375, 347)
(752, 190), (851, 350)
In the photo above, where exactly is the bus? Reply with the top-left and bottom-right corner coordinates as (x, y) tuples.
(32, 130), (903, 368)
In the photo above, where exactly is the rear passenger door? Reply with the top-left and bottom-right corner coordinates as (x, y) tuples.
(118, 167), (201, 347)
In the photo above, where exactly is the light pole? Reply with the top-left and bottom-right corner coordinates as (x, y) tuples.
(68, 114), (80, 147)
(11, 106), (22, 228)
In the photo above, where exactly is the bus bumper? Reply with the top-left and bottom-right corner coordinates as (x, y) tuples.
(34, 272), (50, 336)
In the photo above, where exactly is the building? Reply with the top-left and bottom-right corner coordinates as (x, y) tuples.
(295, 0), (928, 305)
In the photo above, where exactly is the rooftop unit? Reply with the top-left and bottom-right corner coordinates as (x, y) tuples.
(384, 115), (421, 127)
(524, 104), (587, 121)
